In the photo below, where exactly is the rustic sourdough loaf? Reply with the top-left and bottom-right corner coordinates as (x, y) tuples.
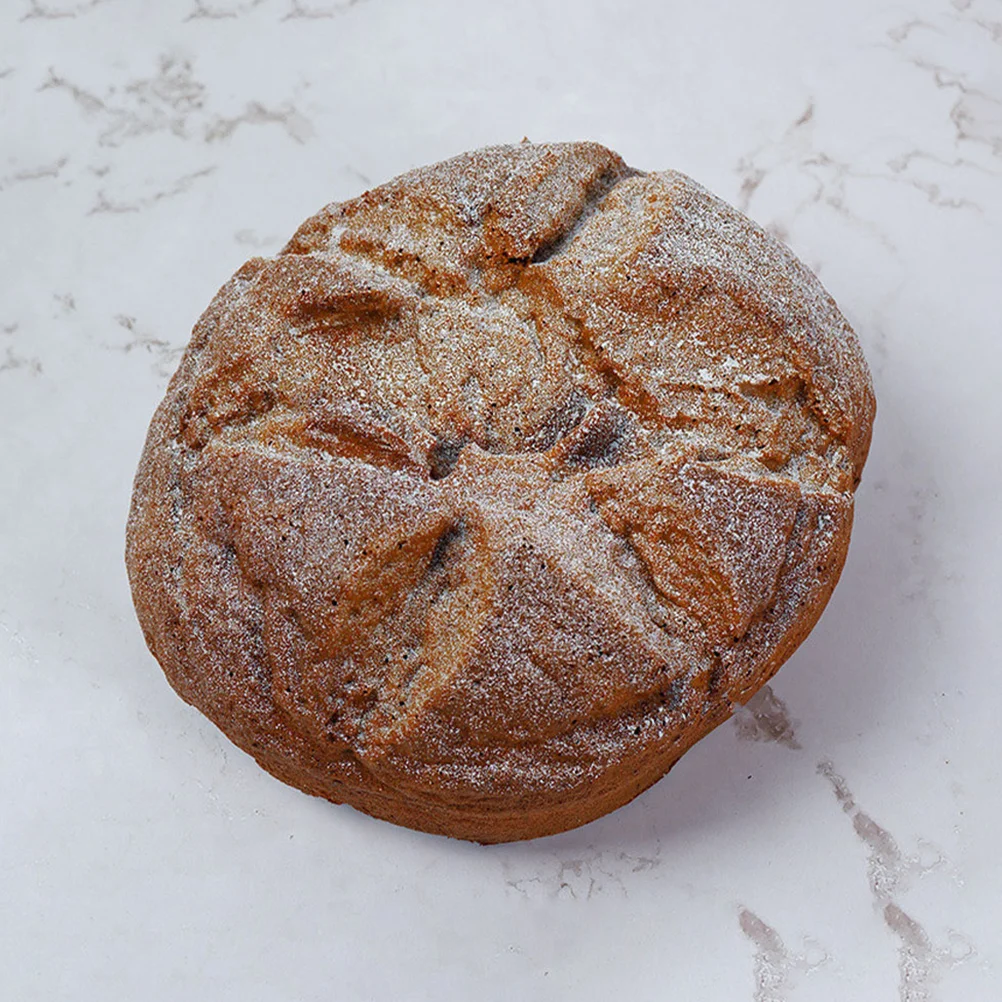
(126, 142), (875, 842)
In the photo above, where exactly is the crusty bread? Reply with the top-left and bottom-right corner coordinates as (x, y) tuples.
(126, 142), (875, 842)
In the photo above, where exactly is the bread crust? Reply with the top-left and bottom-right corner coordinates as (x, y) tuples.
(126, 142), (875, 842)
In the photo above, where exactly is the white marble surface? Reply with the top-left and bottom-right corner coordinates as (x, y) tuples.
(2, 0), (1001, 998)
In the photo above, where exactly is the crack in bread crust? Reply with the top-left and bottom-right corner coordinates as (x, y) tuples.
(126, 142), (875, 842)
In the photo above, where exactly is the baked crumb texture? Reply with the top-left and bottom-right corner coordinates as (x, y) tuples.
(126, 142), (875, 842)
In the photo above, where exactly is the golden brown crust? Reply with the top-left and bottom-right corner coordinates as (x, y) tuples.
(126, 142), (875, 842)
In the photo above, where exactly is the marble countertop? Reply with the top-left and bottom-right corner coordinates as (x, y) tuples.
(2, 0), (1000, 999)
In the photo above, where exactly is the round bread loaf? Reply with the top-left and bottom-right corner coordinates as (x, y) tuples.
(126, 142), (875, 843)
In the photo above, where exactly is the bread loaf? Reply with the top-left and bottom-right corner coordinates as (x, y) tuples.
(126, 142), (875, 842)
